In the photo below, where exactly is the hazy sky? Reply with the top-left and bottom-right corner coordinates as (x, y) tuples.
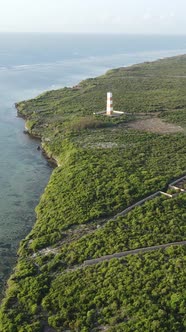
(0, 0), (186, 34)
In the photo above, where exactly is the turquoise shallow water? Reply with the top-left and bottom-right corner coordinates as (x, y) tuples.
(0, 33), (186, 294)
(0, 102), (53, 292)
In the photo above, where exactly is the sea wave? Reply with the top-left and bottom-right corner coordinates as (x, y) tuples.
(0, 48), (186, 73)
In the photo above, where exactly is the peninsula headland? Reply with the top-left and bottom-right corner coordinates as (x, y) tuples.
(0, 55), (186, 332)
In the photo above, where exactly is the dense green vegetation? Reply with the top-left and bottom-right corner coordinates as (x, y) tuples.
(0, 55), (186, 331)
(44, 247), (186, 332)
(161, 108), (186, 128)
(53, 195), (186, 267)
(0, 247), (185, 331)
(22, 132), (186, 252)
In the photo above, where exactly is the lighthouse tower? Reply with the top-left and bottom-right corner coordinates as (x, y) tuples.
(106, 92), (113, 115)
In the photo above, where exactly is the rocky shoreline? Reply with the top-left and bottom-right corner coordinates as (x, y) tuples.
(1, 56), (185, 331)
(16, 103), (58, 167)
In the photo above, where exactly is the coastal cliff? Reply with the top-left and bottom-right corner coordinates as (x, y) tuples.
(0, 55), (186, 332)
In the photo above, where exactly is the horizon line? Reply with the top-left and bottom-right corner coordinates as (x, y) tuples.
(0, 31), (186, 37)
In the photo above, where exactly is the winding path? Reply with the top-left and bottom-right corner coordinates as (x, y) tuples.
(108, 175), (186, 221)
(64, 241), (186, 274)
(70, 175), (186, 270)
(34, 174), (186, 272)
(83, 241), (186, 266)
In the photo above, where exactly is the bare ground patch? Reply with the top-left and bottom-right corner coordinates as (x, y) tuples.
(127, 118), (183, 134)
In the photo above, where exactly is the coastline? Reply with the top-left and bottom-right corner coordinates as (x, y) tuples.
(0, 106), (56, 301)
(16, 104), (59, 167)
(0, 55), (185, 331)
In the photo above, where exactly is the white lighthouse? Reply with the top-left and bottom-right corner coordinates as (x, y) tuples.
(93, 91), (124, 116)
(106, 92), (113, 115)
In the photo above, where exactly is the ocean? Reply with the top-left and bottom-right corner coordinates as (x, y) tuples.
(0, 33), (186, 294)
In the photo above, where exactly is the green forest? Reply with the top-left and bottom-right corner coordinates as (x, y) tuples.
(0, 55), (186, 331)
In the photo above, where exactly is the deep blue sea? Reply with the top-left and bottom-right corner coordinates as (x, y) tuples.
(0, 33), (186, 292)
